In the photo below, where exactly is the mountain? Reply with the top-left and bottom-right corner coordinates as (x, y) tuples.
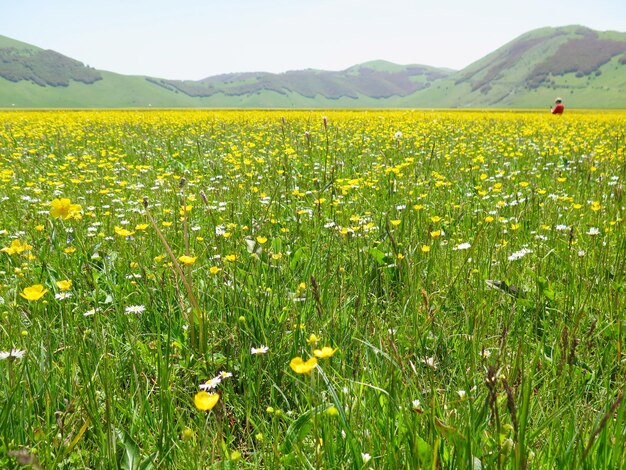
(1, 25), (625, 108)
(409, 25), (626, 108)
(147, 61), (451, 102)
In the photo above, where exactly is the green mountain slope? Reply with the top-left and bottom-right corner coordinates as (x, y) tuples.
(408, 25), (626, 108)
(1, 26), (625, 108)
(147, 61), (449, 101)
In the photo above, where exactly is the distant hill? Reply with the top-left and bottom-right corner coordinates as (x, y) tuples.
(408, 25), (626, 108)
(1, 25), (625, 108)
(147, 61), (451, 100)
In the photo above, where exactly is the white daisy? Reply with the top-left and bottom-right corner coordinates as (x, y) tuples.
(124, 305), (145, 314)
(0, 349), (26, 360)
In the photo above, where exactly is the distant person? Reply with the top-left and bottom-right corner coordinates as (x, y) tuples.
(551, 98), (565, 115)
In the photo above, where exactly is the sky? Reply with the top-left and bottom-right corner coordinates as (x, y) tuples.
(1, 0), (625, 80)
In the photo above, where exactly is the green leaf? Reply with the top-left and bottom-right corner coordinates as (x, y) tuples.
(116, 429), (140, 470)
(368, 247), (386, 265)
(416, 435), (432, 463)
(139, 452), (157, 470)
(281, 405), (329, 455)
(542, 288), (555, 301)
(290, 246), (309, 270)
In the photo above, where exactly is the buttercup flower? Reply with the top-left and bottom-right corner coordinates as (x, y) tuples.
(290, 356), (317, 374)
(313, 346), (337, 359)
(50, 198), (82, 220)
(1, 239), (32, 255)
(194, 391), (220, 411)
(114, 226), (135, 237)
(20, 284), (48, 301)
(56, 279), (72, 291)
(178, 255), (197, 265)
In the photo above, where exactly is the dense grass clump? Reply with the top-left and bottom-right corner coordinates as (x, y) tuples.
(0, 110), (625, 468)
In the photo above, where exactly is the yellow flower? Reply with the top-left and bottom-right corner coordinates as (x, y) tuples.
(306, 333), (321, 345)
(209, 266), (221, 275)
(35, 225), (45, 232)
(430, 230), (441, 238)
(178, 255), (197, 265)
(421, 245), (431, 253)
(289, 356), (317, 374)
(1, 239), (32, 255)
(225, 254), (237, 262)
(430, 216), (442, 223)
(135, 224), (149, 231)
(20, 284), (48, 301)
(194, 391), (220, 411)
(390, 219), (401, 226)
(56, 279), (72, 291)
(64, 247), (76, 254)
(256, 236), (268, 244)
(50, 198), (82, 220)
(114, 226), (135, 237)
(314, 347), (338, 359)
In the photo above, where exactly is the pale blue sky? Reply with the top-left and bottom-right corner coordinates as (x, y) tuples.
(1, 0), (624, 79)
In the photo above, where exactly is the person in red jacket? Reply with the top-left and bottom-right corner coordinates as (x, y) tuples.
(551, 98), (565, 114)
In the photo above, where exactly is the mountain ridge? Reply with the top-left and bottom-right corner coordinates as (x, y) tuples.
(1, 25), (625, 108)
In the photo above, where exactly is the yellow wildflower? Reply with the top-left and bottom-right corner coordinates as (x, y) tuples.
(289, 356), (317, 374)
(56, 280), (72, 291)
(20, 284), (48, 301)
(178, 255), (197, 265)
(114, 226), (135, 237)
(314, 347), (338, 359)
(194, 391), (220, 411)
(50, 198), (82, 220)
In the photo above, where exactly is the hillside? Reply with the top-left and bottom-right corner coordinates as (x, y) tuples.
(409, 25), (626, 108)
(147, 61), (451, 100)
(1, 26), (625, 108)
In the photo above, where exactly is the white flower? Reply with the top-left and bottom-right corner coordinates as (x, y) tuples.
(412, 399), (421, 410)
(124, 305), (145, 314)
(200, 376), (222, 390)
(577, 250), (586, 257)
(55, 292), (72, 300)
(422, 356), (437, 369)
(453, 242), (471, 251)
(394, 131), (403, 139)
(555, 224), (569, 231)
(457, 390), (467, 399)
(586, 227), (600, 236)
(83, 308), (99, 317)
(200, 371), (232, 391)
(251, 346), (269, 355)
(0, 349), (26, 360)
(362, 453), (372, 464)
(508, 248), (532, 261)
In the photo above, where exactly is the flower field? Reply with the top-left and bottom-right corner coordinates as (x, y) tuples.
(1, 110), (626, 468)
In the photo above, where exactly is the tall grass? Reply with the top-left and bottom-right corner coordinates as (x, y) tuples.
(0, 110), (625, 468)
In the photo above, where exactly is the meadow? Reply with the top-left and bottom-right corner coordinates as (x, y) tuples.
(0, 109), (625, 468)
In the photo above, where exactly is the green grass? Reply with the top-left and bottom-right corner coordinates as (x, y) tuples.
(1, 109), (626, 468)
